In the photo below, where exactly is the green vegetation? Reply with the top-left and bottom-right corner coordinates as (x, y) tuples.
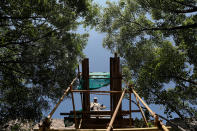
(98, 0), (197, 127)
(0, 0), (98, 125)
(1, 0), (197, 130)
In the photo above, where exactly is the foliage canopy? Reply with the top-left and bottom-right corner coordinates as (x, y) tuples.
(98, 0), (197, 124)
(0, 0), (98, 124)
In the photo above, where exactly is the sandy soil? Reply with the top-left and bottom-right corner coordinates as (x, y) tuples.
(33, 119), (75, 130)
(2, 119), (74, 131)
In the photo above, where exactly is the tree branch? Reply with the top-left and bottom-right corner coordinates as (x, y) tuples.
(0, 60), (38, 64)
(0, 59), (50, 64)
(150, 90), (185, 119)
(0, 16), (43, 20)
(172, 75), (197, 86)
(165, 0), (197, 13)
(143, 0), (197, 14)
(0, 27), (61, 48)
(140, 23), (197, 31)
(172, 8), (197, 13)
(156, 114), (186, 131)
(0, 64), (30, 76)
(172, 0), (197, 9)
(160, 75), (197, 86)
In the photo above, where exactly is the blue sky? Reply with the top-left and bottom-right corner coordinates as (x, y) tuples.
(82, 28), (113, 72)
(80, 0), (118, 72)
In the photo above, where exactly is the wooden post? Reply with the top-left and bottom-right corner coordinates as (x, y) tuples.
(134, 95), (148, 127)
(82, 58), (90, 118)
(70, 86), (78, 129)
(154, 115), (159, 127)
(115, 52), (117, 58)
(40, 74), (80, 131)
(160, 120), (169, 131)
(132, 89), (156, 117)
(78, 65), (80, 74)
(110, 58), (113, 114)
(47, 87), (70, 120)
(106, 89), (126, 131)
(47, 74), (80, 119)
(132, 88), (169, 131)
(129, 92), (132, 127)
(110, 55), (122, 119)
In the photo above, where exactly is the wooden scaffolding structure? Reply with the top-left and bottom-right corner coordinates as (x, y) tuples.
(35, 55), (170, 131)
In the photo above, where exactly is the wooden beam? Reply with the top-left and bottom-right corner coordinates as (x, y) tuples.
(110, 56), (122, 119)
(160, 121), (169, 131)
(38, 74), (80, 130)
(34, 127), (171, 131)
(89, 75), (108, 76)
(82, 58), (90, 117)
(88, 77), (122, 79)
(131, 88), (169, 131)
(106, 89), (126, 131)
(47, 73), (81, 119)
(134, 95), (148, 127)
(129, 92), (132, 127)
(110, 57), (113, 113)
(71, 90), (125, 93)
(70, 85), (78, 129)
(89, 78), (110, 79)
(154, 115), (159, 127)
(131, 89), (155, 117)
(79, 118), (83, 129)
(78, 65), (80, 75)
(88, 93), (110, 95)
(60, 110), (140, 116)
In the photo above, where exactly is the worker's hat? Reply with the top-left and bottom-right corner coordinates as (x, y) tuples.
(93, 97), (98, 100)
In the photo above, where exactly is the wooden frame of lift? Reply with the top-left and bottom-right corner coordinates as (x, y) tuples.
(36, 55), (170, 131)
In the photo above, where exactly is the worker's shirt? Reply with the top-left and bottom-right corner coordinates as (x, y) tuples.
(90, 102), (105, 111)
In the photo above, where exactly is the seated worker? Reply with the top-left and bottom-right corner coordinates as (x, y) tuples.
(90, 97), (106, 111)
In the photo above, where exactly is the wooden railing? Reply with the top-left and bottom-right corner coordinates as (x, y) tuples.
(106, 88), (126, 131)
(39, 73), (81, 130)
(131, 87), (169, 131)
(39, 74), (169, 131)
(48, 73), (81, 119)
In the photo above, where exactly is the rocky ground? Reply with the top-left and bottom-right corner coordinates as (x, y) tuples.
(1, 119), (74, 131)
(3, 118), (197, 130)
(1, 119), (35, 131)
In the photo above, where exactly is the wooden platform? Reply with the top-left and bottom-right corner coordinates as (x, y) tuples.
(33, 118), (171, 131)
(35, 57), (171, 131)
(80, 118), (132, 129)
(60, 110), (140, 116)
(34, 127), (171, 131)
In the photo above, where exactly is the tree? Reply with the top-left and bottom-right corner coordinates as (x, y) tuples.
(98, 0), (197, 128)
(0, 0), (99, 125)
